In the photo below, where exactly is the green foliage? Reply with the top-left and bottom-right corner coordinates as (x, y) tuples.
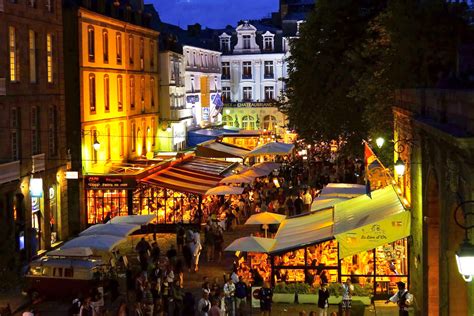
(328, 283), (373, 297)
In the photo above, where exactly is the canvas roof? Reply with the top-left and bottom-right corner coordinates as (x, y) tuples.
(319, 183), (366, 198)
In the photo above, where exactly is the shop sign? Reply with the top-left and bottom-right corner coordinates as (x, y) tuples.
(202, 107), (210, 121)
(65, 171), (79, 179)
(251, 287), (262, 308)
(30, 178), (43, 197)
(85, 176), (136, 190)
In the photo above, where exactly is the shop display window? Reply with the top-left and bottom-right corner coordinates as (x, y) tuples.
(87, 190), (128, 224)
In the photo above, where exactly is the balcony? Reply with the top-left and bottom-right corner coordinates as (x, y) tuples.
(32, 153), (45, 173)
(0, 78), (6, 96)
(0, 160), (20, 184)
(170, 108), (193, 121)
(224, 101), (277, 108)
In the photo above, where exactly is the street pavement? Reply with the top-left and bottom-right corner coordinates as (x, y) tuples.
(5, 223), (400, 315)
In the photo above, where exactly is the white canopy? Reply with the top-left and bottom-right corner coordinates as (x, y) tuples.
(61, 235), (126, 252)
(241, 168), (270, 178)
(245, 142), (294, 157)
(245, 211), (287, 225)
(205, 185), (245, 196)
(319, 183), (366, 198)
(270, 209), (334, 253)
(79, 223), (141, 237)
(109, 215), (155, 225)
(219, 173), (256, 184)
(196, 141), (250, 159)
(225, 236), (276, 253)
(251, 162), (281, 173)
(311, 197), (350, 212)
(47, 247), (94, 257)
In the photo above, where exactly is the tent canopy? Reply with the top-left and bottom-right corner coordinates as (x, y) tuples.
(196, 141), (250, 159)
(245, 211), (287, 225)
(205, 185), (245, 196)
(241, 168), (270, 178)
(79, 223), (141, 237)
(270, 209), (334, 254)
(251, 162), (281, 173)
(61, 235), (126, 252)
(319, 183), (366, 198)
(311, 197), (350, 212)
(245, 142), (294, 157)
(47, 247), (94, 257)
(109, 215), (155, 225)
(225, 236), (276, 253)
(219, 173), (255, 184)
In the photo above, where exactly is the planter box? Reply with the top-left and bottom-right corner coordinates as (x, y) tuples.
(328, 296), (371, 306)
(298, 293), (318, 304)
(272, 293), (295, 304)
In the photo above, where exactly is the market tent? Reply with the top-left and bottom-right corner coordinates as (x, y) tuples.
(219, 173), (255, 184)
(245, 142), (294, 157)
(109, 215), (156, 225)
(225, 236), (276, 253)
(334, 186), (410, 258)
(196, 141), (250, 159)
(241, 168), (269, 178)
(205, 185), (245, 196)
(79, 223), (141, 237)
(319, 183), (366, 198)
(270, 209), (334, 254)
(47, 247), (94, 257)
(245, 212), (287, 225)
(311, 197), (350, 212)
(251, 162), (281, 173)
(61, 235), (126, 252)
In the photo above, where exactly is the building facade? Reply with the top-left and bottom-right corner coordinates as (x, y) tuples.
(0, 0), (67, 267)
(218, 21), (291, 132)
(394, 89), (474, 315)
(183, 45), (222, 128)
(64, 0), (159, 227)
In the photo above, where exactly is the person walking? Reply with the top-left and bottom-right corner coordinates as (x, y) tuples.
(294, 194), (304, 215)
(259, 282), (272, 316)
(198, 290), (212, 316)
(209, 298), (222, 316)
(385, 281), (414, 316)
(303, 189), (313, 213)
(223, 278), (236, 316)
(135, 237), (151, 272)
(341, 278), (354, 316)
(192, 231), (203, 272)
(317, 283), (330, 316)
(235, 276), (248, 316)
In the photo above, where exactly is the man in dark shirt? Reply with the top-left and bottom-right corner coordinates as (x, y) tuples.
(294, 195), (304, 215)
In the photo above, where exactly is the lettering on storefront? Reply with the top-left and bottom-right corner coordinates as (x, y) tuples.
(359, 224), (387, 241)
(85, 176), (136, 189)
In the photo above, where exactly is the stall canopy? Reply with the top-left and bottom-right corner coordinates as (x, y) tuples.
(251, 162), (281, 173)
(187, 128), (239, 147)
(245, 142), (295, 157)
(241, 168), (270, 178)
(79, 223), (140, 237)
(319, 183), (366, 199)
(225, 236), (276, 253)
(270, 209), (334, 254)
(219, 173), (255, 184)
(142, 158), (234, 195)
(334, 186), (410, 258)
(196, 140), (250, 159)
(109, 215), (156, 225)
(311, 197), (350, 212)
(205, 185), (245, 196)
(61, 235), (126, 252)
(245, 211), (287, 225)
(47, 247), (94, 257)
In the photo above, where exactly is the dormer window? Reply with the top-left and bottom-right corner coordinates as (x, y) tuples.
(243, 35), (251, 49)
(221, 38), (230, 52)
(264, 36), (273, 51)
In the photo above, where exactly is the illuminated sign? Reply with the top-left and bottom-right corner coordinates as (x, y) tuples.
(65, 171), (79, 179)
(85, 176), (137, 189)
(30, 178), (43, 197)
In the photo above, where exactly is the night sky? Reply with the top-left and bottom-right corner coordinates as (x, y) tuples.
(151, 0), (279, 29)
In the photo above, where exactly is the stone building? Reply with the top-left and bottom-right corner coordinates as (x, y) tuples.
(0, 0), (68, 267)
(394, 89), (474, 315)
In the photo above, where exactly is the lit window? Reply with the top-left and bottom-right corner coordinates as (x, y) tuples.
(106, 125), (111, 161)
(264, 61), (274, 79)
(131, 122), (136, 152)
(89, 74), (96, 113)
(151, 118), (155, 146)
(223, 115), (233, 127)
(88, 26), (95, 62)
(151, 77), (155, 107)
(139, 38), (144, 70)
(29, 30), (37, 83)
(119, 122), (124, 157)
(242, 115), (255, 130)
(102, 30), (108, 63)
(116, 32), (122, 64)
(242, 61), (252, 79)
(243, 87), (252, 101)
(104, 75), (110, 112)
(91, 128), (97, 163)
(130, 76), (135, 109)
(46, 33), (53, 83)
(117, 75), (123, 111)
(129, 35), (134, 65)
(9, 26), (18, 82)
(140, 76), (145, 111)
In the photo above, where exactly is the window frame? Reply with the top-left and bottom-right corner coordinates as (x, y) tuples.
(88, 25), (95, 63)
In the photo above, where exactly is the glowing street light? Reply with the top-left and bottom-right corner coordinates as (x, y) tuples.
(394, 157), (405, 177)
(376, 137), (385, 148)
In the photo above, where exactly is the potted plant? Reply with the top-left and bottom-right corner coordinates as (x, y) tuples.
(327, 283), (372, 306)
(272, 282), (296, 303)
(296, 283), (319, 304)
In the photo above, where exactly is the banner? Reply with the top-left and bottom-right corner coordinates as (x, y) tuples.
(251, 287), (262, 308)
(364, 141), (391, 190)
(336, 211), (411, 258)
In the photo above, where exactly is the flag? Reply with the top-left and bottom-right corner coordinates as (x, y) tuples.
(366, 179), (372, 199)
(364, 141), (389, 191)
(211, 93), (224, 118)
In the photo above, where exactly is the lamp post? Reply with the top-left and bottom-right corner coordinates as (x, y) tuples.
(454, 200), (474, 282)
(394, 158), (406, 177)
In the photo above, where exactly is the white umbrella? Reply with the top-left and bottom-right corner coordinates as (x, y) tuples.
(246, 142), (294, 157)
(251, 162), (281, 173)
(61, 235), (126, 252)
(219, 173), (256, 184)
(47, 247), (94, 257)
(79, 223), (141, 237)
(225, 236), (276, 253)
(205, 185), (245, 196)
(109, 215), (156, 225)
(245, 212), (287, 238)
(241, 168), (269, 178)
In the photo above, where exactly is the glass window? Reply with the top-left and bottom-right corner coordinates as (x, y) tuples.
(151, 77), (155, 107)
(46, 0), (53, 12)
(46, 33), (53, 83)
(102, 30), (108, 63)
(242, 87), (252, 101)
(91, 128), (97, 163)
(241, 115), (255, 129)
(264, 36), (273, 51)
(264, 86), (274, 101)
(242, 61), (252, 79)
(140, 76), (145, 111)
(263, 115), (277, 130)
(48, 106), (57, 156)
(129, 35), (134, 65)
(222, 87), (231, 103)
(87, 189), (128, 224)
(243, 35), (251, 49)
(116, 32), (122, 64)
(29, 30), (37, 83)
(264, 61), (274, 79)
(139, 38), (144, 70)
(9, 26), (18, 82)
(222, 62), (230, 80)
(117, 75), (123, 111)
(131, 122), (136, 152)
(119, 122), (124, 157)
(104, 75), (110, 111)
(88, 26), (95, 62)
(221, 37), (230, 52)
(150, 40), (155, 67)
(130, 76), (135, 109)
(31, 107), (40, 155)
(89, 74), (96, 113)
(106, 125), (111, 161)
(222, 115), (233, 127)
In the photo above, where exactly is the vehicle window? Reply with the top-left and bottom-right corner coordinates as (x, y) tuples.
(64, 268), (74, 278)
(53, 267), (63, 277)
(42, 267), (51, 276)
(30, 266), (42, 276)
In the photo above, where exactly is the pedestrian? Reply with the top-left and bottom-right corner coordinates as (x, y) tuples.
(303, 189), (312, 213)
(79, 297), (94, 316)
(385, 281), (414, 316)
(70, 297), (82, 316)
(341, 278), (354, 316)
(209, 298), (222, 316)
(135, 237), (151, 272)
(259, 282), (272, 316)
(294, 194), (304, 215)
(223, 278), (236, 316)
(117, 300), (128, 316)
(214, 227), (224, 263)
(176, 223), (185, 253)
(166, 244), (178, 266)
(202, 276), (211, 293)
(142, 282), (154, 316)
(318, 283), (330, 316)
(183, 242), (193, 272)
(230, 268), (239, 284)
(150, 242), (160, 263)
(235, 276), (248, 316)
(135, 273), (146, 303)
(204, 222), (214, 262)
(198, 290), (212, 316)
(192, 232), (203, 272)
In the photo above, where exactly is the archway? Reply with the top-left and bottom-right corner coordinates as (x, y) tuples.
(426, 171), (440, 316)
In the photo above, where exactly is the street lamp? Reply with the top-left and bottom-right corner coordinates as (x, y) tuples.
(376, 137), (385, 149)
(93, 139), (101, 151)
(454, 200), (474, 282)
(394, 158), (406, 177)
